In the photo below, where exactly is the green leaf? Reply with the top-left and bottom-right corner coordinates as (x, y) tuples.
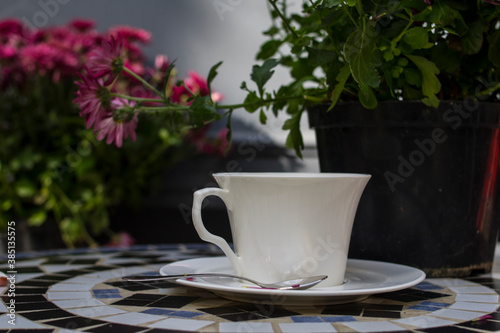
(291, 36), (310, 54)
(358, 84), (377, 109)
(163, 59), (177, 93)
(257, 40), (283, 60)
(262, 26), (280, 36)
(403, 67), (422, 87)
(10, 148), (40, 171)
(383, 50), (394, 62)
(1, 200), (12, 211)
(285, 96), (300, 115)
(15, 179), (37, 198)
(406, 54), (441, 107)
(428, 2), (459, 27)
(403, 27), (429, 50)
(240, 81), (248, 91)
(369, 0), (392, 5)
(225, 110), (233, 156)
(282, 110), (304, 159)
(329, 64), (351, 111)
(461, 21), (484, 55)
(322, 0), (343, 7)
(382, 67), (394, 97)
(60, 217), (83, 247)
(343, 20), (381, 89)
(250, 59), (280, 96)
(307, 47), (336, 67)
(190, 96), (220, 127)
(243, 91), (261, 113)
(403, 82), (425, 100)
(291, 58), (315, 80)
(28, 209), (47, 226)
(412, 9), (431, 22)
(390, 0), (425, 12)
(259, 109), (268, 124)
(207, 61), (223, 100)
(273, 85), (298, 116)
(430, 43), (461, 73)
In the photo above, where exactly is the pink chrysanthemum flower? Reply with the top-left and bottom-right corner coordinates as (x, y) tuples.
(184, 71), (210, 96)
(0, 44), (16, 59)
(195, 128), (231, 157)
(21, 41), (80, 80)
(154, 54), (169, 72)
(211, 91), (224, 103)
(123, 60), (146, 79)
(109, 26), (151, 43)
(45, 26), (71, 41)
(106, 231), (136, 247)
(94, 98), (138, 148)
(483, 0), (500, 4)
(69, 19), (96, 32)
(87, 37), (124, 82)
(73, 69), (111, 129)
(0, 19), (26, 39)
(20, 43), (59, 72)
(171, 71), (224, 104)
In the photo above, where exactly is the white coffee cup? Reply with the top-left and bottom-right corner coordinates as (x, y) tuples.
(192, 172), (370, 287)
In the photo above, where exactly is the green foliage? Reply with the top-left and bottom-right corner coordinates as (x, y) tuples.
(238, 0), (500, 154)
(0, 75), (197, 247)
(207, 61), (223, 100)
(406, 54), (441, 106)
(250, 59), (280, 97)
(190, 96), (221, 126)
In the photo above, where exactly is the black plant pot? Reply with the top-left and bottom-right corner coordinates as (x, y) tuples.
(308, 101), (500, 277)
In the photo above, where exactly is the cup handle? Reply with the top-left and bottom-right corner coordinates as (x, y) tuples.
(192, 188), (241, 274)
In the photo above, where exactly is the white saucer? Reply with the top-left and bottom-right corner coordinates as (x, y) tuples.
(159, 257), (426, 305)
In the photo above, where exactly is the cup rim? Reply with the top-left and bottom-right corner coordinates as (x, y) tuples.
(212, 172), (371, 178)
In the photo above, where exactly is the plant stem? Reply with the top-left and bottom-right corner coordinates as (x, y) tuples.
(179, 81), (196, 97)
(392, 15), (414, 46)
(308, 0), (342, 55)
(343, 6), (359, 28)
(136, 106), (189, 112)
(111, 93), (166, 104)
(355, 0), (364, 18)
(478, 82), (500, 96)
(79, 220), (98, 248)
(115, 88), (305, 116)
(217, 94), (302, 110)
(52, 184), (78, 214)
(267, 0), (299, 39)
(122, 67), (165, 100)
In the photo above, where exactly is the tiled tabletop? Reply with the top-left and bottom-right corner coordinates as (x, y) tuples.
(1, 244), (500, 332)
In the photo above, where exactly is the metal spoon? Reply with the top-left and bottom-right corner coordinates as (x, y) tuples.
(123, 273), (327, 290)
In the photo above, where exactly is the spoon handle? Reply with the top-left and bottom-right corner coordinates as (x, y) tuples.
(123, 273), (261, 285)
(123, 273), (327, 290)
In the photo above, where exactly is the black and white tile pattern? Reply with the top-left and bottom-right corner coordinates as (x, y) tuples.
(1, 244), (500, 332)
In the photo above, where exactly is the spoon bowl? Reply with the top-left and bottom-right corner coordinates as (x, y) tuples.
(123, 273), (327, 290)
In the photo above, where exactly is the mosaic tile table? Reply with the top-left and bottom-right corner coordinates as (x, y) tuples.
(1, 244), (500, 333)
